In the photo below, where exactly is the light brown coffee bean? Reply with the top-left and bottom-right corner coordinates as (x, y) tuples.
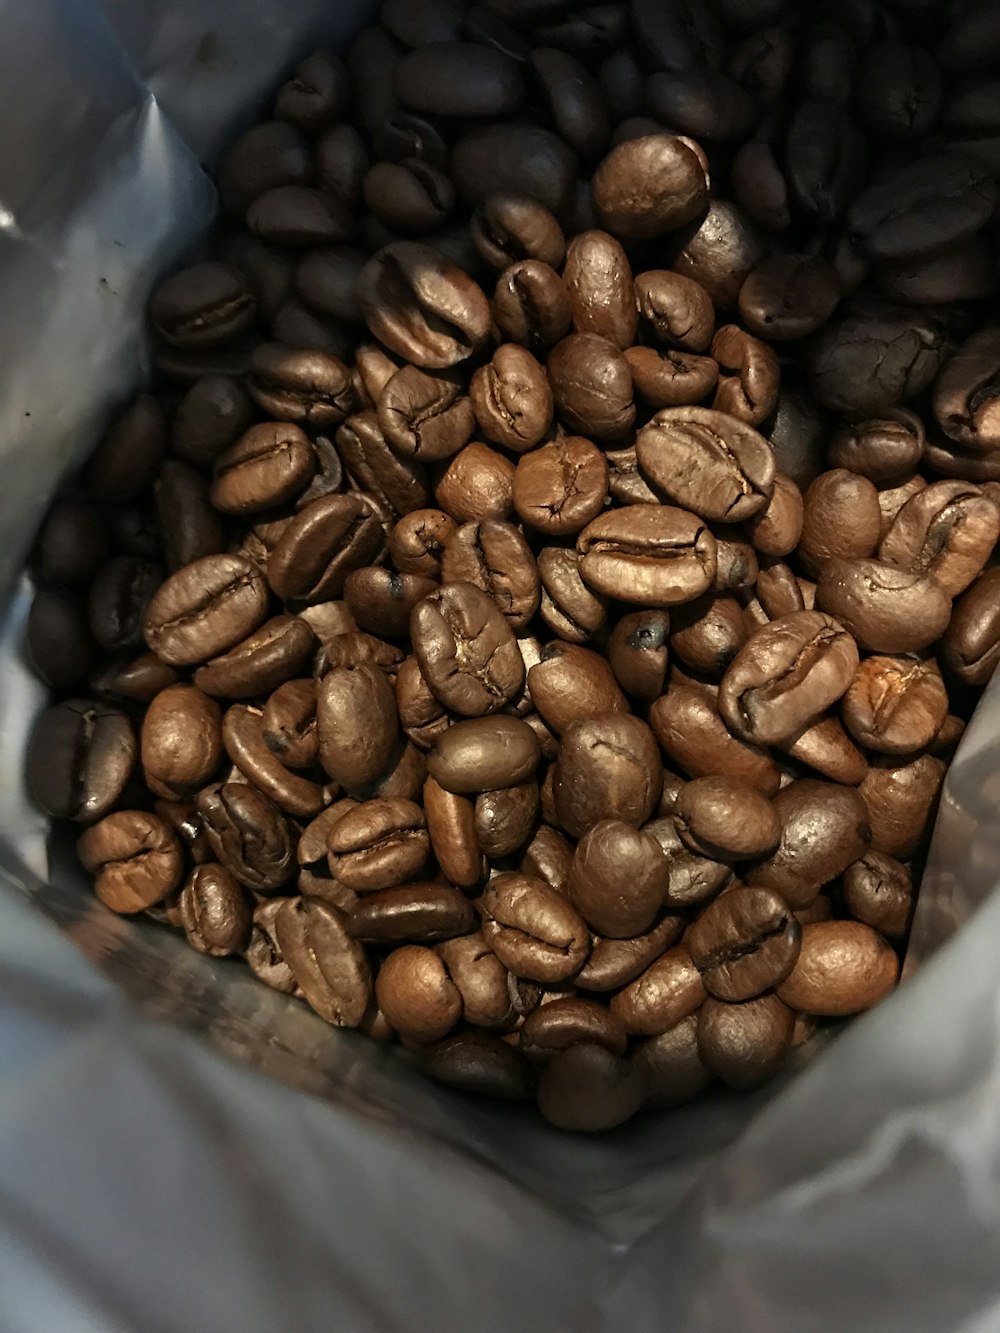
(480, 873), (590, 984)
(776, 921), (899, 1016)
(610, 947), (706, 1036)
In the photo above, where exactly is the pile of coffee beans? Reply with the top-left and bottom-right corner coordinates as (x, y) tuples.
(22, 0), (1000, 1131)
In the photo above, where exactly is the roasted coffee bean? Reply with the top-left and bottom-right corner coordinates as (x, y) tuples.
(216, 120), (312, 216)
(177, 864), (252, 956)
(247, 344), (355, 429)
(474, 782), (539, 859)
(843, 850), (914, 941)
(535, 1042), (646, 1132)
(434, 442), (516, 524)
(375, 944), (463, 1043)
(88, 557), (163, 655)
(434, 931), (514, 1029)
(781, 716), (868, 787)
(828, 414), (926, 484)
(609, 946), (706, 1036)
(274, 48), (349, 130)
(645, 816), (733, 912)
(395, 41), (524, 117)
(451, 123), (577, 215)
(388, 509), (456, 579)
(471, 191), (565, 271)
(577, 504), (718, 607)
(247, 186), (353, 247)
(710, 324), (780, 426)
(605, 444), (659, 506)
(718, 611), (859, 746)
(222, 704), (325, 818)
(170, 375), (257, 469)
(755, 562), (804, 620)
(744, 475), (804, 561)
(356, 242), (491, 369)
(746, 779), (871, 909)
(842, 656), (948, 755)
(423, 776), (486, 889)
(77, 810), (183, 913)
(493, 259), (573, 350)
(635, 269), (714, 353)
(670, 595), (749, 678)
(326, 797), (429, 890)
(266, 494), (383, 603)
(440, 520), (540, 631)
(193, 615), (316, 698)
(427, 716), (540, 794)
(569, 820), (667, 938)
(933, 327), (1000, 453)
(675, 776), (781, 862)
(634, 1015), (712, 1109)
(714, 539), (760, 594)
(776, 921), (898, 1017)
(318, 663), (399, 791)
(697, 995), (794, 1090)
(411, 582), (524, 715)
(27, 700), (135, 823)
(606, 611), (670, 703)
(591, 134), (707, 239)
(738, 255), (841, 341)
(540, 544), (609, 642)
(197, 782), (294, 893)
(805, 302), (945, 417)
(530, 46), (609, 161)
(521, 997), (626, 1067)
(625, 345), (720, 411)
(547, 332), (636, 442)
(573, 914), (683, 994)
(670, 198), (768, 311)
(686, 886), (801, 1002)
(553, 712), (662, 838)
(799, 469), (882, 575)
(562, 231), (636, 350)
(149, 263), (256, 350)
(144, 553), (269, 668)
(423, 1032), (533, 1100)
(141, 685), (222, 801)
(860, 753), (946, 861)
(942, 568), (1000, 686)
(649, 685), (781, 793)
(210, 424), (314, 517)
(245, 897), (297, 993)
(363, 158), (455, 235)
(343, 568), (437, 639)
(276, 896), (373, 1026)
(260, 679), (318, 768)
(154, 461), (225, 573)
(512, 437), (608, 538)
(36, 497), (108, 588)
(636, 407), (775, 523)
(527, 642), (627, 735)
(377, 366), (476, 462)
(90, 652), (179, 704)
(470, 344), (553, 452)
(878, 480), (1000, 597)
(815, 558), (952, 654)
(480, 873), (590, 984)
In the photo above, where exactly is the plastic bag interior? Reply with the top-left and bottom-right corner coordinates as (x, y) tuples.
(4, 1), (1000, 1325)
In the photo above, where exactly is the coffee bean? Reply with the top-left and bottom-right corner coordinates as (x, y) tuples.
(686, 885), (801, 1002)
(512, 437), (608, 539)
(247, 344), (355, 430)
(77, 810), (183, 913)
(247, 186), (353, 248)
(828, 414), (926, 484)
(635, 269), (715, 353)
(433, 931), (513, 1029)
(842, 656), (948, 755)
(154, 461), (225, 573)
(27, 700), (136, 823)
(848, 153), (996, 263)
(276, 896), (373, 1026)
(843, 850), (914, 941)
(427, 716), (540, 794)
(591, 134), (708, 239)
(675, 776), (780, 862)
(645, 816), (733, 913)
(322, 796), (428, 892)
(605, 610), (670, 703)
(933, 326), (1000, 453)
(492, 259), (573, 350)
(697, 995), (794, 1089)
(141, 684), (222, 801)
(535, 1042), (646, 1132)
(569, 820), (667, 938)
(547, 332), (636, 442)
(470, 344), (553, 452)
(553, 712), (662, 838)
(440, 520), (540, 631)
(377, 365), (476, 462)
(577, 504), (718, 607)
(88, 557), (163, 655)
(878, 480), (1000, 597)
(471, 191), (566, 271)
(860, 753), (945, 861)
(90, 652), (179, 704)
(423, 775), (486, 889)
(375, 944), (462, 1043)
(527, 642), (627, 735)
(197, 781), (294, 893)
(670, 199), (768, 310)
(670, 594), (750, 678)
(192, 615), (316, 698)
(649, 685), (780, 795)
(423, 1031), (534, 1100)
(222, 703), (325, 818)
(710, 324), (780, 426)
(451, 123), (578, 215)
(388, 509), (456, 579)
(318, 663), (400, 791)
(275, 48), (349, 131)
(434, 442), (516, 524)
(815, 557), (952, 654)
(942, 568), (1000, 686)
(480, 872), (590, 983)
(562, 231), (636, 350)
(266, 494), (383, 604)
(395, 41), (525, 117)
(177, 864), (252, 956)
(776, 921), (898, 1016)
(521, 996), (627, 1066)
(411, 582), (524, 715)
(781, 716), (868, 787)
(149, 263), (256, 350)
(36, 497), (108, 588)
(474, 782), (539, 858)
(805, 303), (945, 417)
(634, 1015), (712, 1109)
(144, 553), (270, 667)
(636, 407), (776, 523)
(609, 946), (706, 1035)
(746, 778), (871, 909)
(738, 255), (841, 342)
(363, 159), (455, 235)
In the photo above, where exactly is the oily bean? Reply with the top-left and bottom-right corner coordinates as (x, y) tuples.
(344, 568), (438, 639)
(318, 664), (399, 791)
(569, 820), (667, 938)
(878, 480), (1000, 597)
(697, 995), (794, 1090)
(527, 642), (627, 734)
(435, 932), (515, 1029)
(799, 469), (882, 575)
(77, 811), (183, 914)
(411, 582), (524, 716)
(710, 325), (780, 427)
(197, 782), (294, 893)
(423, 1032), (534, 1100)
(842, 656), (949, 755)
(635, 270), (715, 353)
(744, 475), (805, 560)
(513, 437), (608, 539)
(776, 921), (899, 1017)
(575, 914), (685, 993)
(245, 898), (297, 993)
(90, 653), (179, 704)
(375, 944), (463, 1043)
(143, 554), (269, 668)
(828, 414), (926, 484)
(427, 716), (541, 794)
(645, 816), (733, 913)
(474, 782), (539, 859)
(746, 779), (871, 909)
(730, 139), (790, 232)
(669, 595), (749, 678)
(686, 886), (801, 1002)
(942, 568), (1000, 686)
(547, 332), (636, 442)
(493, 259), (572, 351)
(261, 679), (318, 768)
(636, 407), (775, 523)
(780, 716), (868, 787)
(675, 776), (780, 862)
(440, 520), (539, 631)
(389, 509), (456, 579)
(394, 42), (525, 118)
(221, 704), (325, 818)
(606, 611), (670, 703)
(530, 47), (610, 162)
(471, 192), (566, 271)
(553, 712), (662, 838)
(814, 558), (952, 654)
(363, 159), (455, 235)
(669, 199), (768, 311)
(424, 776), (486, 889)
(27, 700), (136, 824)
(247, 186), (353, 248)
(649, 686), (781, 794)
(842, 851), (915, 941)
(177, 864), (252, 957)
(451, 123), (578, 216)
(634, 1016), (713, 1110)
(377, 366), (476, 462)
(326, 797), (430, 891)
(577, 504), (718, 607)
(155, 461), (225, 572)
(563, 231), (637, 349)
(37, 497), (108, 588)
(626, 346), (720, 411)
(356, 241), (492, 369)
(247, 345), (355, 430)
(141, 685), (222, 801)
(470, 344), (553, 453)
(210, 423), (315, 517)
(933, 327), (1000, 453)
(609, 946), (706, 1036)
(276, 897), (373, 1027)
(520, 824), (574, 896)
(591, 134), (708, 239)
(718, 610), (860, 747)
(535, 1042), (646, 1132)
(434, 443), (516, 524)
(193, 616), (316, 698)
(521, 997), (627, 1065)
(480, 873), (590, 984)
(266, 494), (383, 604)
(737, 255), (841, 341)
(860, 754), (946, 861)
(88, 557), (163, 656)
(149, 263), (256, 350)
